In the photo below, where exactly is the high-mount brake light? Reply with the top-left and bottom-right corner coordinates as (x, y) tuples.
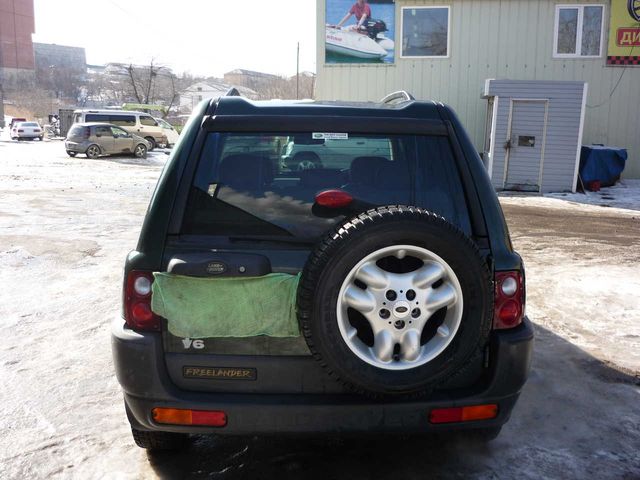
(315, 189), (353, 209)
(493, 271), (525, 329)
(124, 271), (161, 331)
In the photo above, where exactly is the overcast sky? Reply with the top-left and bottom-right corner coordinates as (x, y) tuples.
(33, 0), (317, 78)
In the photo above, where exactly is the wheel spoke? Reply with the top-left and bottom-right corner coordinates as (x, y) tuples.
(412, 262), (445, 289)
(355, 262), (390, 289)
(343, 285), (376, 313)
(372, 330), (394, 363)
(346, 327), (358, 341)
(425, 283), (457, 311)
(400, 330), (421, 362)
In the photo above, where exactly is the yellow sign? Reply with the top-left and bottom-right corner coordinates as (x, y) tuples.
(607, 0), (640, 65)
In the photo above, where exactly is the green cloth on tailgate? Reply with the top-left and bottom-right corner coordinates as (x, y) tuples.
(151, 272), (301, 338)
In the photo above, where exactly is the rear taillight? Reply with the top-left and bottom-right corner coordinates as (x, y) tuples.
(18, 129), (24, 133)
(124, 271), (161, 331)
(493, 271), (525, 329)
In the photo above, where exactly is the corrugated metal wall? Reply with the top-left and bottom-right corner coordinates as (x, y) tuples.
(316, 0), (640, 178)
(487, 80), (586, 192)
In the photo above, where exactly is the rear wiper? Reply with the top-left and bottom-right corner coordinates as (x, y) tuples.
(228, 235), (317, 246)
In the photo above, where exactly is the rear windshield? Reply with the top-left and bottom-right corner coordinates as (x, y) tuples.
(182, 132), (471, 239)
(68, 125), (85, 137)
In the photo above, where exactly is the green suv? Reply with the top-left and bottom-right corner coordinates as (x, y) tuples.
(112, 90), (533, 450)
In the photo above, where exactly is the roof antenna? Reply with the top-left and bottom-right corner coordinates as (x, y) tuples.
(225, 87), (241, 97)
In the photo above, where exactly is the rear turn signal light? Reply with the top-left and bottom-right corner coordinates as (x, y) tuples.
(493, 271), (525, 330)
(152, 408), (227, 427)
(124, 270), (161, 332)
(429, 404), (498, 424)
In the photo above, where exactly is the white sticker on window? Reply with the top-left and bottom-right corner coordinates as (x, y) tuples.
(312, 132), (348, 140)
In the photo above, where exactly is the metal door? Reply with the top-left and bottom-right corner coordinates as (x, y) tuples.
(504, 100), (548, 191)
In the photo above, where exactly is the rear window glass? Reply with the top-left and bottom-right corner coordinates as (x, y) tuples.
(109, 115), (136, 126)
(68, 125), (84, 136)
(85, 114), (109, 122)
(23, 122), (39, 127)
(182, 132), (471, 239)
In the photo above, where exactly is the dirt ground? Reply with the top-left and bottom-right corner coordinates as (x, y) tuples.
(0, 137), (638, 479)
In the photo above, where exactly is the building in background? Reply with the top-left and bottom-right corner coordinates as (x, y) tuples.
(34, 43), (87, 74)
(0, 0), (36, 89)
(223, 69), (280, 91)
(315, 0), (640, 180)
(179, 81), (258, 114)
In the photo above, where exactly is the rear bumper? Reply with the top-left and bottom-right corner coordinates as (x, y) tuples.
(112, 317), (534, 435)
(14, 133), (42, 138)
(65, 141), (86, 152)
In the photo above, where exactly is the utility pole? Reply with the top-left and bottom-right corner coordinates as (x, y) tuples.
(0, 83), (4, 129)
(296, 42), (300, 100)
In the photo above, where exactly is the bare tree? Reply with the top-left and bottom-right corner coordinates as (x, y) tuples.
(35, 64), (84, 103)
(256, 74), (315, 100)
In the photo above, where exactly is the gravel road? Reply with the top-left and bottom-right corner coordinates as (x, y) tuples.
(0, 139), (638, 479)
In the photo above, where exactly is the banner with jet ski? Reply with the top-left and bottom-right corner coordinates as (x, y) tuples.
(325, 0), (395, 64)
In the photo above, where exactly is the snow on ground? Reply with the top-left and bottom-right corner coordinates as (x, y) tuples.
(500, 179), (640, 218)
(548, 179), (640, 211)
(0, 139), (638, 479)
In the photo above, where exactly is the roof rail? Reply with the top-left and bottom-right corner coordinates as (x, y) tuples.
(380, 90), (415, 104)
(225, 87), (241, 97)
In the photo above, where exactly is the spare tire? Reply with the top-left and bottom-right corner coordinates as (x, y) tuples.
(297, 206), (492, 396)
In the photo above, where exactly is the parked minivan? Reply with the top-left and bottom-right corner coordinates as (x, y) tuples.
(153, 117), (180, 147)
(72, 109), (167, 150)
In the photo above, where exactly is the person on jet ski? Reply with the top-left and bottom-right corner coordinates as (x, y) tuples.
(337, 0), (371, 30)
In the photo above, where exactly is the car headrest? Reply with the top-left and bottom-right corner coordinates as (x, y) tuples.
(299, 168), (347, 189)
(219, 154), (273, 191)
(375, 163), (410, 189)
(350, 156), (391, 185)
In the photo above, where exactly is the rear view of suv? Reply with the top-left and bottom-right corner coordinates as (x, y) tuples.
(112, 91), (533, 450)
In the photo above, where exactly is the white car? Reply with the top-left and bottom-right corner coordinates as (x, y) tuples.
(281, 135), (392, 170)
(11, 122), (44, 141)
(154, 117), (180, 147)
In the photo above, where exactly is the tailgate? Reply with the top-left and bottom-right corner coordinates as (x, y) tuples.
(157, 244), (348, 394)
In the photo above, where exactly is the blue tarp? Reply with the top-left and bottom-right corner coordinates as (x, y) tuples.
(579, 145), (627, 186)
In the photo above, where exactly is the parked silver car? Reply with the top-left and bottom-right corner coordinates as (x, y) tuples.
(65, 123), (150, 159)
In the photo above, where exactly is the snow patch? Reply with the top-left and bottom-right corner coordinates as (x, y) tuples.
(0, 247), (38, 267)
(547, 179), (640, 212)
